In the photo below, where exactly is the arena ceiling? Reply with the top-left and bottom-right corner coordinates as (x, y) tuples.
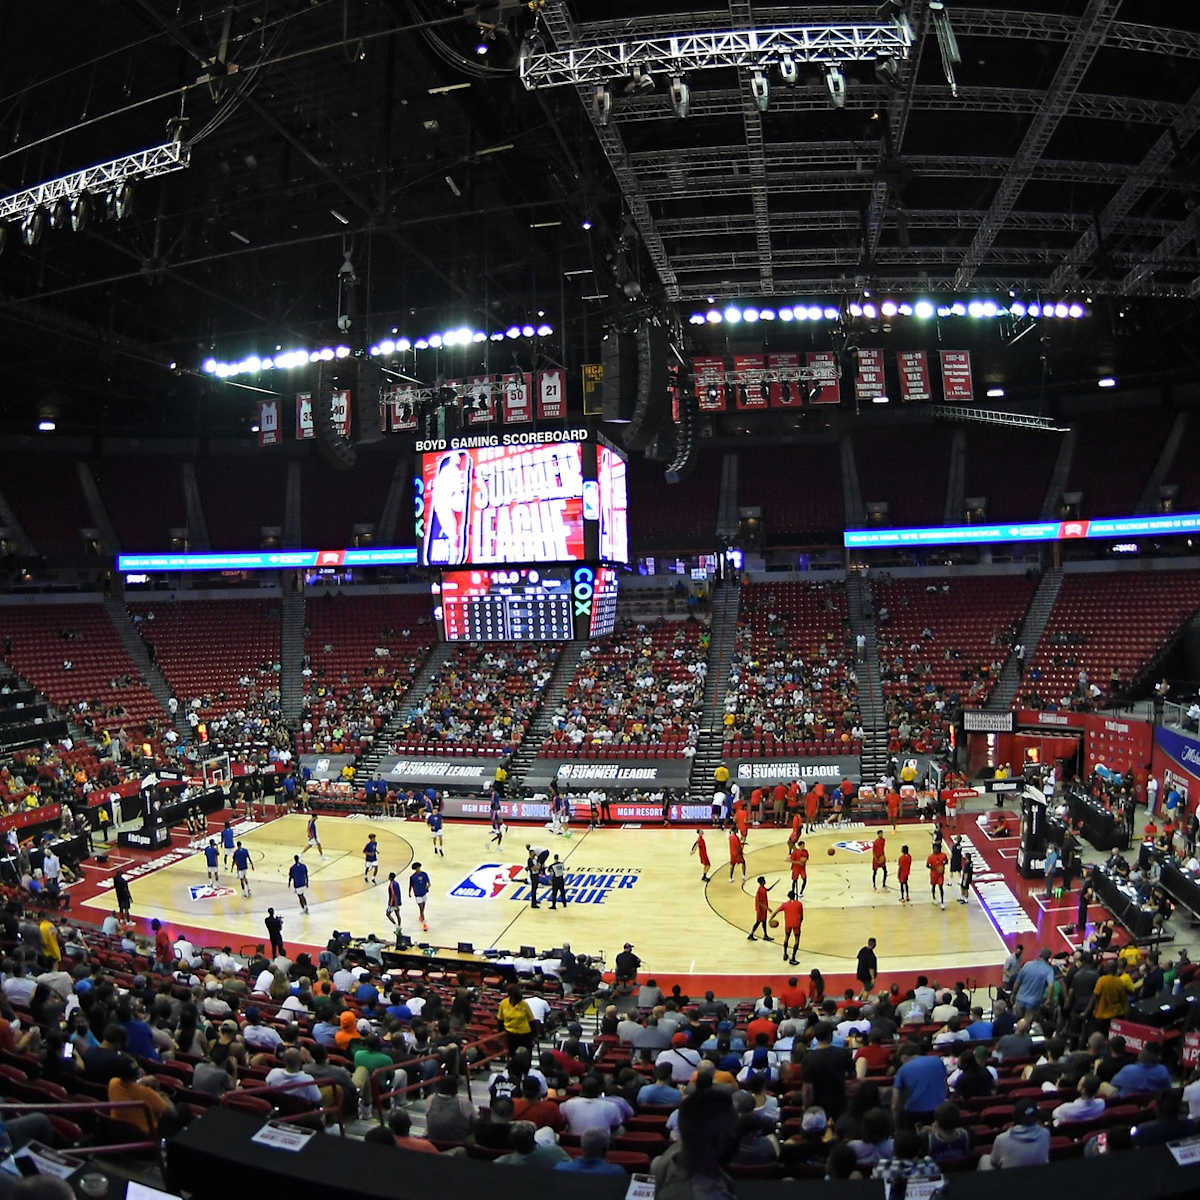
(1, 1), (1199, 435)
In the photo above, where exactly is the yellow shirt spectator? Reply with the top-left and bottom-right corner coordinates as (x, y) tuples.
(1092, 971), (1134, 1020)
(340, 764), (356, 782)
(1117, 944), (1142, 970)
(498, 992), (534, 1036)
(40, 918), (61, 964)
(714, 765), (730, 786)
(899, 764), (917, 784)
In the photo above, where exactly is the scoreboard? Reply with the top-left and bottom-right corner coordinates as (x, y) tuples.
(436, 565), (620, 642)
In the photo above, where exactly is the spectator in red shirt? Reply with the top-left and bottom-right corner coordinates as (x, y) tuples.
(745, 1012), (778, 1045)
(854, 1032), (894, 1079)
(151, 919), (171, 968)
(780, 977), (808, 1009)
(513, 1076), (566, 1130)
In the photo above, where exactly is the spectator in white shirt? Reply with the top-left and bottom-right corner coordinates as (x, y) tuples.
(560, 1076), (625, 1134)
(241, 1007), (283, 1053)
(930, 994), (958, 1024)
(1052, 1075), (1105, 1126)
(2, 964), (35, 1007)
(524, 993), (550, 1026)
(656, 1036), (702, 1083)
(913, 980), (937, 1012)
(265, 1049), (322, 1104)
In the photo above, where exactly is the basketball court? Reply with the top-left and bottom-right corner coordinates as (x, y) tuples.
(77, 813), (1016, 980)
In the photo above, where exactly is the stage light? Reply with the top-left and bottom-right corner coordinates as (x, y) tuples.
(937, 305), (951, 318)
(848, 302), (863, 317)
(37, 420), (55, 432)
(751, 70), (769, 112)
(670, 76), (690, 119)
(630, 65), (654, 93)
(21, 208), (45, 246)
(1068, 302), (1084, 318)
(414, 338), (429, 350)
(428, 334), (443, 348)
(1010, 301), (1027, 317)
(521, 324), (535, 337)
(760, 308), (776, 320)
(862, 303), (877, 319)
(68, 194), (92, 232)
(780, 54), (797, 84)
(795, 307), (809, 321)
(688, 314), (705, 325)
(475, 41), (489, 55)
(915, 300), (935, 319)
(986, 387), (1005, 398)
(779, 308), (793, 322)
(473, 331), (487, 342)
(506, 326), (521, 339)
(982, 300), (998, 317)
(967, 300), (985, 318)
(581, 219), (593, 230)
(490, 332), (504, 341)
(724, 306), (742, 323)
(594, 85), (611, 127)
(744, 307), (759, 322)
(1027, 302), (1041, 317)
(49, 199), (69, 230)
(379, 339), (395, 355)
(335, 345), (350, 358)
(202, 358), (217, 374)
(113, 181), (134, 220)
(898, 303), (913, 316)
(950, 302), (966, 316)
(1054, 302), (1069, 318)
(872, 394), (889, 404)
(1098, 376), (1116, 388)
(706, 310), (722, 324)
(881, 300), (898, 317)
(825, 66), (846, 108)
(536, 323), (553, 336)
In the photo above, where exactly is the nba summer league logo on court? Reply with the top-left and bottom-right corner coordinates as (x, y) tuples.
(831, 840), (872, 854)
(450, 864), (640, 905)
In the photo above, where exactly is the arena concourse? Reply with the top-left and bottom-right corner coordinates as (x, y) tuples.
(3, 1), (1200, 1197)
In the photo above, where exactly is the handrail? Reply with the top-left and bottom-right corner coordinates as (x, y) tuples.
(0, 1098), (160, 1156)
(220, 1073), (346, 1137)
(365, 1030), (508, 1121)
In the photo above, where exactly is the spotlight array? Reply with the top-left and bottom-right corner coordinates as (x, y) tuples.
(687, 297), (1089, 326)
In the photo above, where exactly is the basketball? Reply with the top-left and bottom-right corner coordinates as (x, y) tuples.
(769, 917), (780, 928)
(827, 847), (836, 856)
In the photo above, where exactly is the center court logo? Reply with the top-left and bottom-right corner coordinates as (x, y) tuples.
(189, 884), (235, 901)
(831, 840), (872, 854)
(449, 863), (640, 905)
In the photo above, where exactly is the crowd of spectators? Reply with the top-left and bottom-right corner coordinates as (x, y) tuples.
(393, 645), (558, 752)
(541, 620), (708, 759)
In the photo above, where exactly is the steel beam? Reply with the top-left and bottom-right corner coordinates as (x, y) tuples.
(1119, 211), (1200, 292)
(675, 276), (1190, 301)
(730, 1), (773, 294)
(953, 0), (1121, 289)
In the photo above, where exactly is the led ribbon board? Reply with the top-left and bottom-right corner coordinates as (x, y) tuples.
(116, 547), (419, 572)
(843, 512), (1200, 549)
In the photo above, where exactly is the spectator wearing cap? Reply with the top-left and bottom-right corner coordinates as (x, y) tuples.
(241, 1005), (283, 1055)
(701, 1020), (746, 1053)
(657, 1033), (702, 1082)
(979, 1099), (1050, 1169)
(614, 943), (641, 989)
(784, 1106), (831, 1165)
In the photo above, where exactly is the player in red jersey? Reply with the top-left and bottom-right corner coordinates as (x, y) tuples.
(788, 809), (804, 851)
(747, 876), (774, 941)
(926, 841), (949, 908)
(886, 789), (901, 832)
(728, 829), (746, 882)
(789, 841), (810, 896)
(771, 893), (804, 964)
(785, 780), (801, 827)
(805, 787), (820, 832)
(897, 844), (912, 903)
(734, 803), (750, 843)
(871, 830), (889, 890)
(691, 830), (712, 882)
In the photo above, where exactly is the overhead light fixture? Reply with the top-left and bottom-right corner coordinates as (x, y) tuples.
(874, 54), (901, 88)
(1098, 376), (1117, 388)
(779, 54), (797, 84)
(37, 420), (55, 433)
(914, 300), (935, 319)
(751, 70), (769, 112)
(871, 394), (889, 404)
(986, 387), (1005, 398)
(112, 181), (134, 220)
(475, 40), (489, 55)
(445, 176), (462, 197)
(229, 230), (250, 245)
(581, 219), (593, 231)
(825, 66), (846, 108)
(49, 199), (69, 231)
(21, 208), (45, 247)
(330, 209), (350, 225)
(593, 85), (611, 127)
(530, 220), (561, 229)
(669, 76), (690, 119)
(629, 65), (654, 93)
(69, 194), (92, 233)
(428, 82), (472, 95)
(475, 142), (513, 157)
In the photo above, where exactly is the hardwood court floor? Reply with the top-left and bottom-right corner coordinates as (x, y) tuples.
(79, 814), (1008, 978)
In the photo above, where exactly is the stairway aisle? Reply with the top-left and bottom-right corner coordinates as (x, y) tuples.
(279, 591), (306, 723)
(356, 642), (452, 777)
(986, 568), (1063, 711)
(687, 579), (742, 803)
(507, 642), (585, 789)
(846, 575), (888, 779)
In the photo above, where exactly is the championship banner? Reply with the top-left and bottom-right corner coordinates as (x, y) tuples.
(299, 753), (356, 782)
(331, 388), (352, 438)
(769, 352), (801, 407)
(388, 386), (418, 432)
(296, 392), (315, 440)
(257, 399), (281, 447)
(537, 369), (565, 420)
(465, 376), (498, 426)
(731, 756), (861, 787)
(806, 352), (841, 404)
(733, 355), (768, 409)
(581, 363), (604, 417)
(693, 356), (727, 411)
(897, 350), (932, 402)
(854, 348), (886, 405)
(939, 350), (974, 402)
(375, 755), (501, 790)
(523, 758), (695, 791)
(503, 373), (532, 424)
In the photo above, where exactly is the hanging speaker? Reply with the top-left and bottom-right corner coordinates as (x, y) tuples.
(626, 320), (669, 451)
(665, 388), (699, 484)
(600, 329), (636, 424)
(354, 357), (385, 445)
(313, 361), (357, 470)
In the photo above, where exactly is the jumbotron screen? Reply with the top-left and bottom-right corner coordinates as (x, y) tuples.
(436, 565), (620, 642)
(420, 443), (585, 566)
(597, 444), (629, 565)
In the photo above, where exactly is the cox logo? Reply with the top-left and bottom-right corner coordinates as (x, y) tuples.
(572, 566), (595, 617)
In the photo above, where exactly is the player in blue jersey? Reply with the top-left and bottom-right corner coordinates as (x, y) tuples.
(288, 855), (310, 913)
(203, 840), (220, 885)
(489, 806), (504, 847)
(428, 810), (444, 857)
(409, 862), (431, 931)
(423, 787), (439, 817)
(231, 841), (253, 897)
(302, 814), (324, 859)
(385, 872), (403, 929)
(221, 821), (236, 869)
(363, 833), (380, 884)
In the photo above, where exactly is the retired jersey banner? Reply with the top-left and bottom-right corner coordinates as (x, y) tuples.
(807, 351), (841, 404)
(331, 388), (352, 438)
(939, 350), (974, 402)
(854, 348), (886, 405)
(693, 356), (727, 411)
(464, 376), (497, 426)
(769, 353), (801, 407)
(257, 399), (281, 447)
(388, 386), (418, 432)
(733, 355), (768, 409)
(296, 392), (315, 440)
(503, 373), (532, 424)
(537, 369), (565, 420)
(897, 350), (932, 403)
